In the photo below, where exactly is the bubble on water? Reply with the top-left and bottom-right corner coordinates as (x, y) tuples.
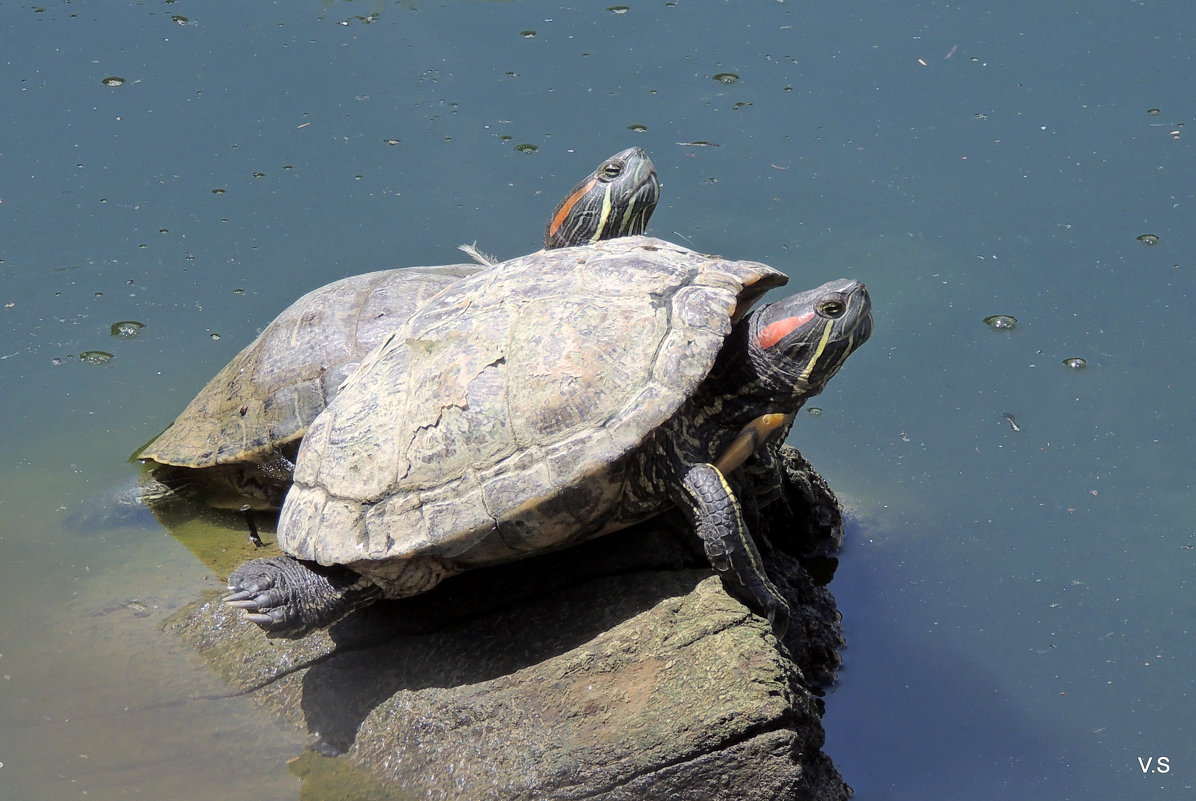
(712, 73), (740, 84)
(983, 314), (1017, 330)
(211, 188), (226, 195)
(79, 350), (114, 365)
(1136, 233), (1159, 246)
(520, 30), (536, 38)
(101, 76), (125, 87)
(209, 332), (222, 341)
(806, 407), (823, 417)
(608, 5), (630, 13)
(514, 143), (539, 154)
(627, 123), (648, 133)
(1062, 357), (1087, 369)
(110, 320), (145, 338)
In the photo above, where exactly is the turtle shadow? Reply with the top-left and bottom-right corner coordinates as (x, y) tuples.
(296, 520), (712, 754)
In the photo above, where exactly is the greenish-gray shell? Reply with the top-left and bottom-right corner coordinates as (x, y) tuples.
(279, 235), (788, 592)
(137, 263), (482, 470)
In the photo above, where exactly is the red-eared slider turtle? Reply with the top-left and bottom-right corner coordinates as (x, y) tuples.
(135, 147), (659, 510)
(225, 235), (872, 638)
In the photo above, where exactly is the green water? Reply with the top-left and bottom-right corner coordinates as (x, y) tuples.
(2, 1), (1193, 798)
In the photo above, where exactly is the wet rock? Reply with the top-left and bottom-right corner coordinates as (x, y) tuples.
(167, 445), (849, 800)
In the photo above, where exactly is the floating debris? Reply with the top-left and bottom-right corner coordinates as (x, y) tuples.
(79, 350), (115, 365)
(627, 123), (648, 133)
(1002, 413), (1021, 432)
(514, 143), (539, 154)
(1137, 233), (1159, 246)
(983, 314), (1017, 330)
(520, 30), (536, 38)
(110, 320), (145, 338)
(1062, 357), (1087, 369)
(607, 5), (630, 13)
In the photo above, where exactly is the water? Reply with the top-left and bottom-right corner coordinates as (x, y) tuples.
(2, 1), (1193, 798)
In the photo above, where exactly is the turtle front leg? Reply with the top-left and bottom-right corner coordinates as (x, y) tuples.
(224, 556), (383, 639)
(678, 463), (790, 636)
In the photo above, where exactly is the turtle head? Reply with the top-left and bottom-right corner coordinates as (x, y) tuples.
(544, 147), (660, 249)
(745, 278), (872, 403)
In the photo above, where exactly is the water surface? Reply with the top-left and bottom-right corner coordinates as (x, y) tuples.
(1, 1), (1192, 798)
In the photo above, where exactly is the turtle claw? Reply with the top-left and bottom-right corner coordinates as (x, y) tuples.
(766, 601), (791, 639)
(223, 583), (286, 612)
(223, 588), (262, 604)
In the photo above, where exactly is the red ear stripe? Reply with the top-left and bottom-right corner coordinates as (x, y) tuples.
(755, 311), (815, 349)
(548, 177), (597, 238)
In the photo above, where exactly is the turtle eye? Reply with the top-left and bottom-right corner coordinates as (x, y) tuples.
(601, 160), (624, 179)
(817, 297), (846, 318)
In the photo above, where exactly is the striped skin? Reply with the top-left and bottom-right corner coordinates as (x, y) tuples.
(544, 147), (660, 249)
(625, 279), (872, 635)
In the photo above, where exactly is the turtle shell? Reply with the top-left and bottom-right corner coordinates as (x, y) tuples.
(279, 235), (788, 592)
(137, 263), (481, 471)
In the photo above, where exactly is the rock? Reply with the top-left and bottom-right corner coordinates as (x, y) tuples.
(166, 445), (849, 800)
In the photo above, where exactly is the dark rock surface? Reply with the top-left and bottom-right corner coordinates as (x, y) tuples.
(167, 445), (850, 800)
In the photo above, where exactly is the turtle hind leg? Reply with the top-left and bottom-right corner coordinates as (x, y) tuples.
(224, 556), (383, 639)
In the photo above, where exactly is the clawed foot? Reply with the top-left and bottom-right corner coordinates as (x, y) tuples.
(224, 557), (309, 637)
(224, 556), (383, 639)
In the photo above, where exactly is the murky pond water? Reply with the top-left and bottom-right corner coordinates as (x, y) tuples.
(2, 1), (1192, 799)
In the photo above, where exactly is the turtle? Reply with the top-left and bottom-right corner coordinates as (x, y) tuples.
(134, 147), (659, 510)
(225, 235), (872, 638)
